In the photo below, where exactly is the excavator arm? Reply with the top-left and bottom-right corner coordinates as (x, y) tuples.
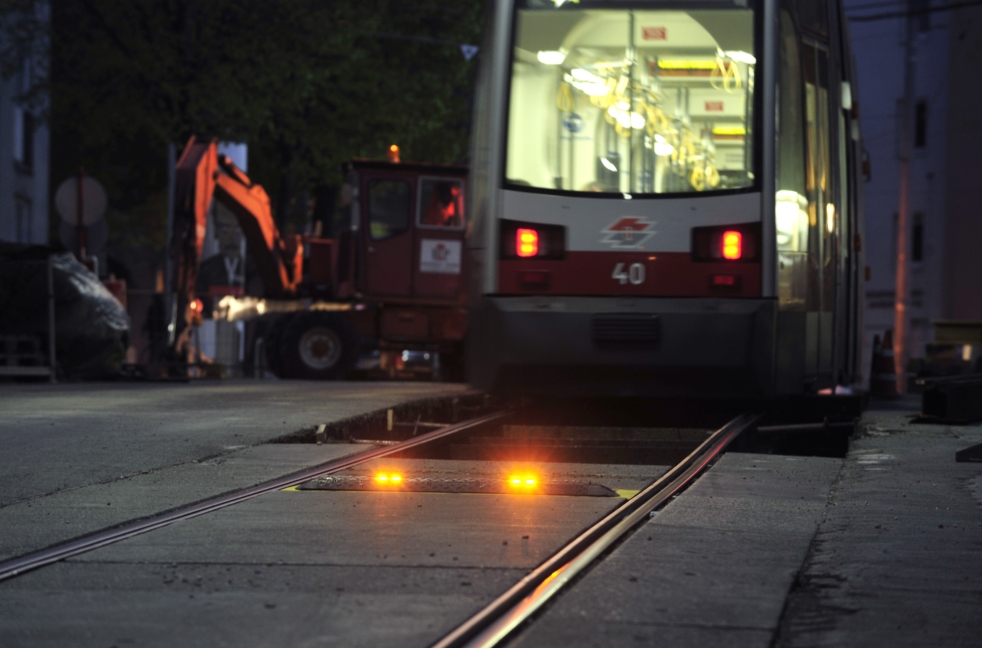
(169, 136), (302, 358)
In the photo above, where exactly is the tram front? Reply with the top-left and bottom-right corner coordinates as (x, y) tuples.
(467, 0), (778, 398)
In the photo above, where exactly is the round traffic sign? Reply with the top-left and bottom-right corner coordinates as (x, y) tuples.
(55, 175), (107, 225)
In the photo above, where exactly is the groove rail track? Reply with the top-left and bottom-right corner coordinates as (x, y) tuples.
(0, 410), (510, 583)
(0, 408), (758, 648)
(432, 413), (759, 648)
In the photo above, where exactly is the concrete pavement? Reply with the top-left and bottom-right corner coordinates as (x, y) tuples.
(0, 380), (468, 560)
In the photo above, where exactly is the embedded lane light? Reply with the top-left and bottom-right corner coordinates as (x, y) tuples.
(516, 228), (539, 258)
(507, 474), (538, 490)
(375, 472), (404, 485)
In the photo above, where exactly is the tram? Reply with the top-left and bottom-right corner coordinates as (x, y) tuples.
(466, 0), (865, 398)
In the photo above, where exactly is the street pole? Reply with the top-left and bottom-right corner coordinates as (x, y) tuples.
(76, 167), (87, 262)
(893, 0), (916, 394)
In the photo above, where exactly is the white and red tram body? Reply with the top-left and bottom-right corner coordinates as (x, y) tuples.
(466, 0), (866, 398)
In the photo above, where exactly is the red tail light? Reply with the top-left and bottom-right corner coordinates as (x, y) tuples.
(516, 228), (539, 258)
(691, 223), (759, 262)
(500, 219), (566, 259)
(722, 231), (742, 260)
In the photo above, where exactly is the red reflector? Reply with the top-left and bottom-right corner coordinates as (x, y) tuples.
(709, 274), (742, 292)
(516, 228), (539, 257)
(722, 230), (742, 260)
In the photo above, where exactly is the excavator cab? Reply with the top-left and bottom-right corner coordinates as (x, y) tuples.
(327, 159), (468, 305)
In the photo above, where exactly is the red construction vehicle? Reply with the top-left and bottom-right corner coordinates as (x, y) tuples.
(168, 137), (468, 379)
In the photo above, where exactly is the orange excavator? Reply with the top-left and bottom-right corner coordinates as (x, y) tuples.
(167, 136), (468, 379)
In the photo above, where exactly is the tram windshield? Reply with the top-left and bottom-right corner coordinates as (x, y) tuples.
(506, 1), (757, 195)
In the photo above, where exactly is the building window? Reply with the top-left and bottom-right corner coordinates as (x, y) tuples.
(915, 99), (928, 148)
(15, 197), (31, 243)
(912, 212), (924, 262)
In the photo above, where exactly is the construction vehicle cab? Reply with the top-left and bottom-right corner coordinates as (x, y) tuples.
(168, 137), (468, 380)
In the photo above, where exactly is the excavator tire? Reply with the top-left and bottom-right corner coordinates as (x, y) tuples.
(276, 312), (359, 380)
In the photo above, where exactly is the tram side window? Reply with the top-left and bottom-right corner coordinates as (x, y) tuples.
(803, 42), (834, 313)
(776, 11), (808, 253)
(368, 180), (411, 241)
(776, 11), (808, 308)
(418, 179), (464, 229)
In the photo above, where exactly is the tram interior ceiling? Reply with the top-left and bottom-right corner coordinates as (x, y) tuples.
(508, 4), (756, 195)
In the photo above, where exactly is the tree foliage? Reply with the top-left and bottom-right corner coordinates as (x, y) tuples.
(1, 0), (484, 237)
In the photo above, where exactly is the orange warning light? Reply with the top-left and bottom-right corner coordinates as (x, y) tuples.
(508, 474), (538, 489)
(387, 144), (400, 163)
(721, 230), (742, 260)
(516, 228), (539, 258)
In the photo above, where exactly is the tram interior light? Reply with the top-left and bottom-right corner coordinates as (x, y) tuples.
(516, 228), (539, 258)
(654, 134), (675, 157)
(537, 50), (566, 65)
(607, 105), (645, 130)
(722, 50), (756, 64)
(565, 70), (610, 97)
(600, 157), (618, 172)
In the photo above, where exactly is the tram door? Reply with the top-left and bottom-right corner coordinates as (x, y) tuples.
(802, 41), (838, 380)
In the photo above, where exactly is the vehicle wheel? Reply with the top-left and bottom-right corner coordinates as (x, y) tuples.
(277, 312), (359, 379)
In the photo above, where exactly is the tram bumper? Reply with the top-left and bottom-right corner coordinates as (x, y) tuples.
(467, 296), (776, 398)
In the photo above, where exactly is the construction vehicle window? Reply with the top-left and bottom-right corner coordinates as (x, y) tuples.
(418, 179), (464, 229)
(368, 180), (411, 240)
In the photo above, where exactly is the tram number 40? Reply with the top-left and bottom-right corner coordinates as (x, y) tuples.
(612, 262), (646, 285)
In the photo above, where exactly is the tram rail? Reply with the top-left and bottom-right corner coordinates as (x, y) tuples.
(0, 410), (510, 583)
(432, 413), (760, 648)
(1, 404), (763, 648)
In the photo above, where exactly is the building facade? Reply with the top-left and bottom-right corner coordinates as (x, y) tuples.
(846, 0), (982, 380)
(0, 52), (49, 246)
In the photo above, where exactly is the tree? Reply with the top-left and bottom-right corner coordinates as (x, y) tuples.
(1, 0), (483, 238)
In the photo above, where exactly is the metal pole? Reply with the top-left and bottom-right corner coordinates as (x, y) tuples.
(165, 143), (177, 346)
(893, 2), (917, 394)
(76, 167), (86, 262)
(47, 255), (56, 383)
